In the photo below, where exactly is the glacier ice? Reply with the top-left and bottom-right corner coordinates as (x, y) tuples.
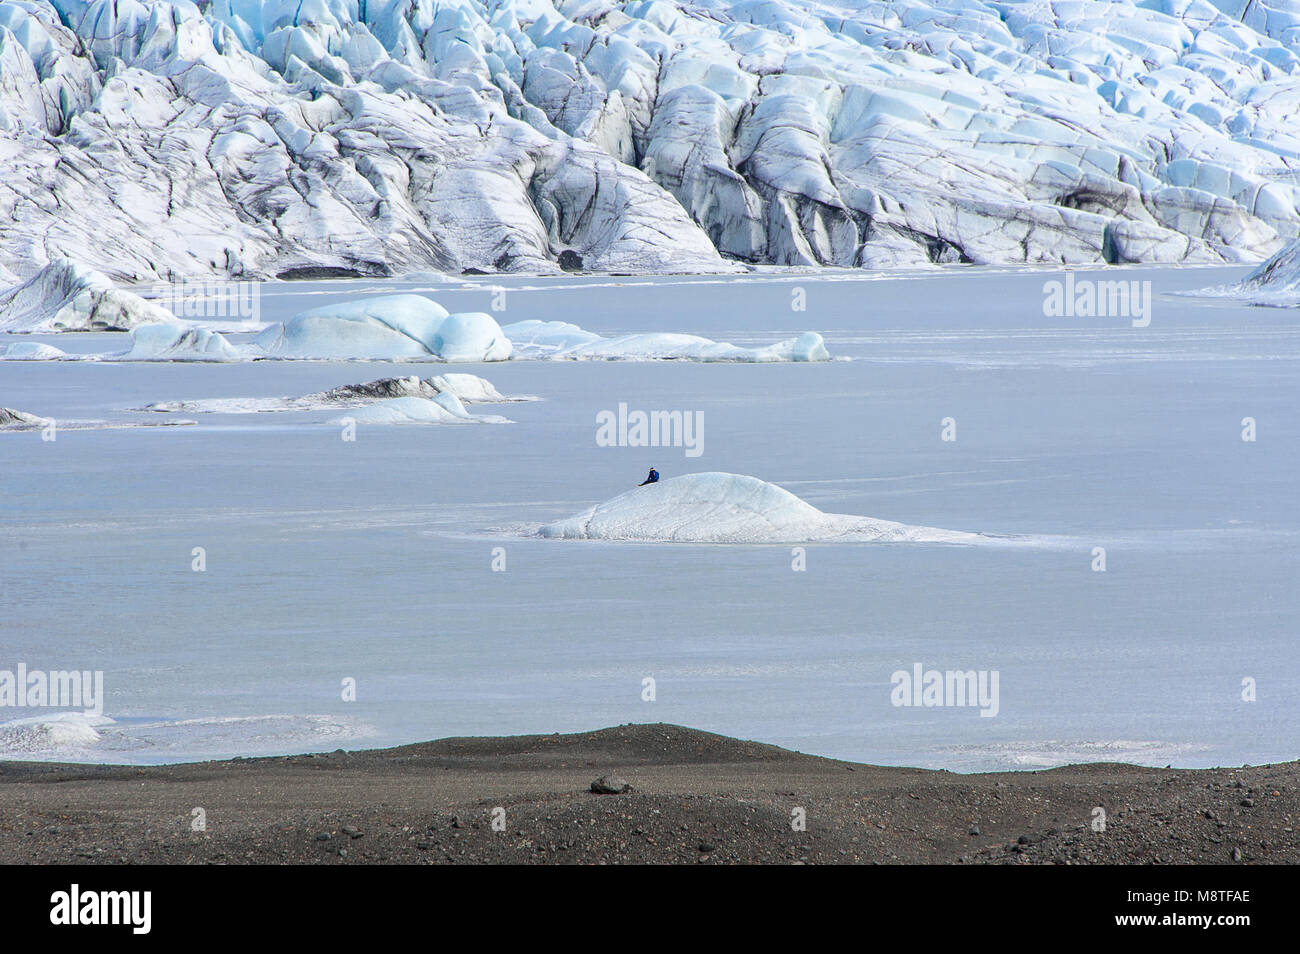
(538, 472), (983, 543)
(0, 259), (178, 332)
(255, 294), (512, 360)
(0, 0), (1298, 284)
(500, 320), (830, 361)
(0, 404), (194, 431)
(0, 406), (48, 427)
(140, 371), (524, 413)
(1193, 235), (1300, 305)
(0, 340), (68, 359)
(328, 394), (510, 425)
(112, 322), (242, 361)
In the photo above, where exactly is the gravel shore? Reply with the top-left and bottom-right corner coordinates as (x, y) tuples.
(1, 724), (1295, 864)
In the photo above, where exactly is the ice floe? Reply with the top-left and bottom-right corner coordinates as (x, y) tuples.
(538, 472), (985, 544)
(1, 405), (194, 432)
(0, 341), (68, 360)
(502, 320), (830, 362)
(140, 373), (528, 414)
(329, 393), (510, 425)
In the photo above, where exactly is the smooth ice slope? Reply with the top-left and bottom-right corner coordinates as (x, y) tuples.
(539, 472), (982, 543)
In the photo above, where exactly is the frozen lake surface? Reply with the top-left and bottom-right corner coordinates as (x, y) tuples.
(2, 265), (1297, 770)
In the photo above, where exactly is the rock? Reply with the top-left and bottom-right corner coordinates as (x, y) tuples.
(1231, 847), (1242, 861)
(590, 775), (632, 794)
(316, 832), (331, 842)
(557, 250), (584, 272)
(969, 825), (981, 836)
(1241, 798), (1254, 807)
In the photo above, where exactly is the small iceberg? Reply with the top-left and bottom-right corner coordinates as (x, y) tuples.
(1186, 238), (1300, 307)
(139, 373), (529, 414)
(329, 393), (510, 425)
(538, 472), (982, 544)
(0, 713), (113, 756)
(0, 259), (178, 333)
(0, 341), (69, 360)
(256, 294), (512, 361)
(1, 406), (195, 432)
(109, 323), (242, 361)
(502, 320), (830, 362)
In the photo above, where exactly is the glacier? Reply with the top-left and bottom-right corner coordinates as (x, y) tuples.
(537, 471), (987, 543)
(0, 0), (1299, 288)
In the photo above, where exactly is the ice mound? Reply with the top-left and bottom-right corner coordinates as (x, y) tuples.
(330, 394), (509, 425)
(111, 323), (241, 361)
(502, 321), (830, 362)
(256, 295), (511, 361)
(0, 260), (178, 332)
(0, 713), (112, 757)
(539, 473), (981, 544)
(0, 341), (68, 360)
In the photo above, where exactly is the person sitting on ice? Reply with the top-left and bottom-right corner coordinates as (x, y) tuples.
(639, 467), (659, 486)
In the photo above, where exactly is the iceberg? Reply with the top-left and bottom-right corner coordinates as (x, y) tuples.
(0, 713), (113, 756)
(139, 373), (525, 414)
(111, 323), (242, 361)
(0, 406), (193, 431)
(538, 472), (982, 544)
(1190, 237), (1300, 306)
(0, 341), (68, 360)
(329, 394), (509, 425)
(0, 260), (178, 332)
(256, 295), (511, 361)
(0, 407), (48, 428)
(501, 321), (831, 362)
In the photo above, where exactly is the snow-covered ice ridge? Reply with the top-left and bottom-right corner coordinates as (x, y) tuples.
(1, 1), (1299, 283)
(539, 471), (989, 543)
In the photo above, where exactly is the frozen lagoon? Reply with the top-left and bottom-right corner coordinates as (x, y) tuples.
(1, 266), (1297, 770)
